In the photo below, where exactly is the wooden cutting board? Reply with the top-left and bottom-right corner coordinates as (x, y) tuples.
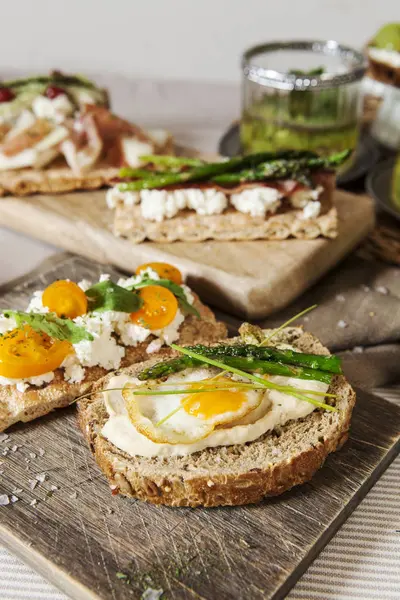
(0, 187), (375, 319)
(0, 255), (399, 600)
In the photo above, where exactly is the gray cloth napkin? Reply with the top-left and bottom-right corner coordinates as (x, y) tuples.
(217, 256), (400, 389)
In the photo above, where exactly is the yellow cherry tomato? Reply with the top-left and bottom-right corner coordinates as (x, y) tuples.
(130, 285), (178, 330)
(135, 262), (183, 285)
(0, 326), (72, 379)
(42, 280), (88, 319)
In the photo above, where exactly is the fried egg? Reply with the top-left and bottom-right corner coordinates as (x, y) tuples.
(121, 367), (264, 444)
(102, 370), (329, 458)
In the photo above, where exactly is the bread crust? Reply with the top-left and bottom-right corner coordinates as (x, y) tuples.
(0, 295), (226, 432)
(77, 328), (356, 507)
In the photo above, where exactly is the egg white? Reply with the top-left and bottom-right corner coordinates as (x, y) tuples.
(102, 369), (329, 458)
(120, 368), (264, 444)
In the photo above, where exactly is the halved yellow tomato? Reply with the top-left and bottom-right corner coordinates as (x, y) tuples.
(130, 285), (178, 330)
(135, 262), (183, 285)
(0, 326), (72, 379)
(42, 280), (88, 319)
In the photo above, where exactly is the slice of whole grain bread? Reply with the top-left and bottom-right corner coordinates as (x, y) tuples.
(0, 295), (226, 432)
(77, 327), (356, 507)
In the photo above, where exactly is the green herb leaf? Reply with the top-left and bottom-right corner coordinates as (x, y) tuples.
(85, 281), (143, 313)
(3, 311), (93, 343)
(128, 278), (200, 318)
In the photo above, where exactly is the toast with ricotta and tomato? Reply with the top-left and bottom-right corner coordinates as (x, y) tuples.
(78, 323), (355, 507)
(106, 150), (351, 242)
(0, 71), (173, 196)
(0, 262), (226, 431)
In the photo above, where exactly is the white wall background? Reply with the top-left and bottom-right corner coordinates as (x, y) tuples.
(2, 0), (399, 83)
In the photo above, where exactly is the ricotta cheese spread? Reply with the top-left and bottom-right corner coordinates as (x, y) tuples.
(101, 372), (329, 458)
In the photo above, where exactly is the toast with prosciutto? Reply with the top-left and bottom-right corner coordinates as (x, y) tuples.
(106, 150), (350, 242)
(0, 72), (173, 196)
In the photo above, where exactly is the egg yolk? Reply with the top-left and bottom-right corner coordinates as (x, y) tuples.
(182, 385), (247, 420)
(135, 262), (183, 285)
(42, 280), (88, 319)
(130, 285), (178, 330)
(0, 325), (72, 379)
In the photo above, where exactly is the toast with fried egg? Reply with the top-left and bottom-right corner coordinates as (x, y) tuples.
(78, 327), (355, 507)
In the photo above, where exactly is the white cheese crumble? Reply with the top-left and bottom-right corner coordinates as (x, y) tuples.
(0, 270), (194, 389)
(26, 290), (48, 314)
(230, 187), (282, 217)
(77, 279), (92, 292)
(301, 201), (321, 220)
(140, 189), (187, 222)
(62, 354), (86, 384)
(73, 312), (126, 370)
(117, 267), (160, 288)
(154, 310), (185, 344)
(106, 187), (139, 209)
(181, 284), (195, 306)
(369, 47), (400, 68)
(290, 186), (323, 209)
(146, 339), (163, 354)
(0, 372), (55, 393)
(0, 314), (16, 334)
(185, 188), (227, 216)
(32, 95), (74, 123)
(108, 186), (227, 220)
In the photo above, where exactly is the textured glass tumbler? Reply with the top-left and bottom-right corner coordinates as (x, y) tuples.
(241, 40), (366, 156)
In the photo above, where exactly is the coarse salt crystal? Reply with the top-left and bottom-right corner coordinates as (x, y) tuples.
(0, 494), (10, 505)
(376, 286), (388, 295)
(335, 294), (345, 302)
(337, 320), (348, 329)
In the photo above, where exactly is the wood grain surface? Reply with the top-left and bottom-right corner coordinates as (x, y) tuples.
(0, 254), (399, 600)
(0, 187), (375, 319)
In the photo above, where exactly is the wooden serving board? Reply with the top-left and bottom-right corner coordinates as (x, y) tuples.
(0, 254), (399, 600)
(0, 187), (375, 319)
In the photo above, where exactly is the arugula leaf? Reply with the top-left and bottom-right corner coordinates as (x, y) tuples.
(85, 281), (143, 313)
(3, 311), (93, 343)
(128, 278), (200, 318)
